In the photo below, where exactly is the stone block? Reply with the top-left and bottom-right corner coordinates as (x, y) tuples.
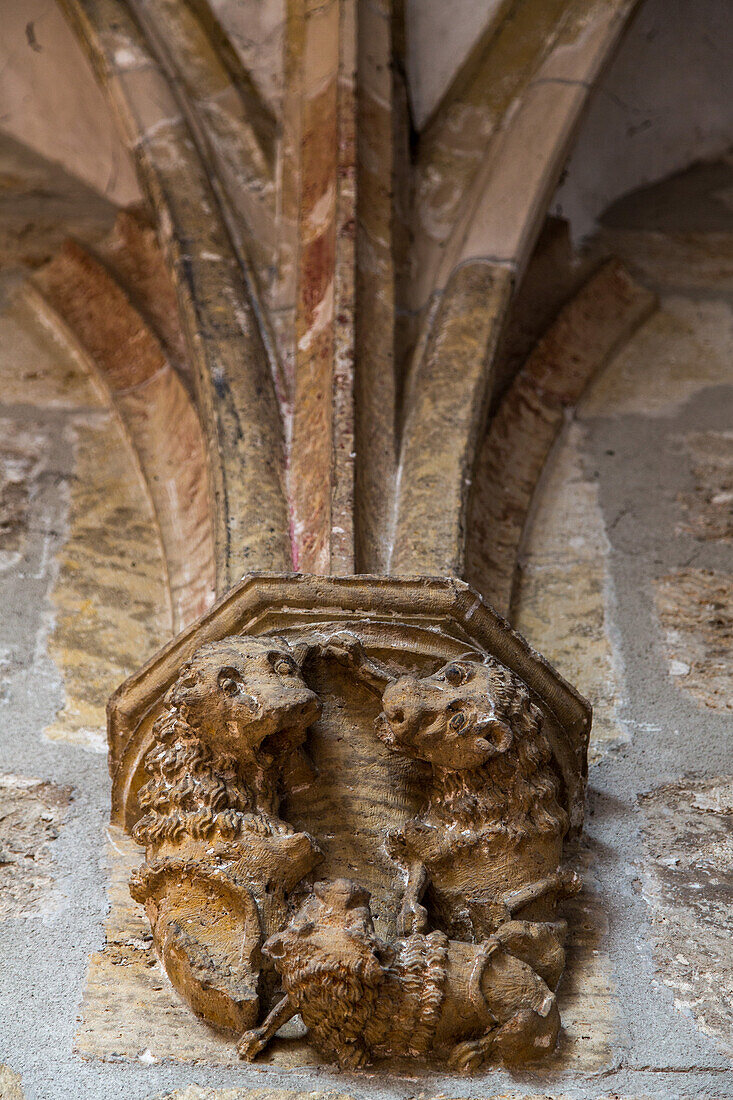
(640, 776), (733, 1059)
(655, 569), (732, 712)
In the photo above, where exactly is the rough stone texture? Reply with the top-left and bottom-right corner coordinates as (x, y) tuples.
(655, 569), (732, 712)
(544, 847), (616, 1073)
(450, 0), (638, 276)
(74, 571), (602, 1074)
(580, 296), (733, 418)
(507, 160), (733, 1096)
(44, 414), (171, 752)
(149, 1091), (702, 1100)
(32, 237), (216, 630)
(156, 1092), (667, 1100)
(675, 430), (733, 542)
(489, 216), (604, 408)
(0, 139), (172, 760)
(390, 0), (639, 578)
(0, 299), (95, 407)
(100, 211), (189, 386)
(0, 420), (46, 575)
(601, 230), (733, 295)
(353, 0), (405, 574)
(411, 0), (577, 307)
(0, 774), (73, 919)
(154, 1090), (351, 1100)
(512, 423), (628, 763)
(0, 330), (170, 755)
(282, 0), (357, 576)
(289, 0), (344, 574)
(1, 16), (733, 1100)
(640, 776), (733, 1059)
(62, 0), (292, 589)
(391, 262), (513, 575)
(513, 166), (733, 774)
(74, 828), (241, 1067)
(0, 1064), (25, 1099)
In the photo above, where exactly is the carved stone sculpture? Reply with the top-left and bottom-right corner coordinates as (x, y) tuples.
(238, 877), (562, 1071)
(325, 635), (581, 941)
(128, 636), (323, 1030)
(110, 574), (590, 1071)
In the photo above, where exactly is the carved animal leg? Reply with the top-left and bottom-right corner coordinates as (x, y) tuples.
(475, 942), (561, 1064)
(466, 896), (513, 938)
(319, 631), (395, 695)
(448, 1029), (497, 1073)
(491, 995), (561, 1064)
(495, 918), (568, 989)
(504, 868), (581, 916)
(237, 994), (296, 1061)
(451, 952), (560, 1070)
(398, 859), (429, 935)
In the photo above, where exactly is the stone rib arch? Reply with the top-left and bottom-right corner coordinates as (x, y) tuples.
(60, 0), (292, 589)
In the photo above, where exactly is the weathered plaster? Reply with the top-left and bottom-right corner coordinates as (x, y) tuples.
(640, 776), (733, 1060)
(0, 774), (73, 919)
(513, 422), (629, 764)
(553, 0), (733, 241)
(44, 413), (171, 752)
(655, 569), (732, 712)
(404, 0), (508, 130)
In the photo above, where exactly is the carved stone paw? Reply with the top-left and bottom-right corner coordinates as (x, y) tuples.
(337, 1043), (370, 1070)
(397, 898), (428, 936)
(448, 1035), (493, 1073)
(237, 1026), (268, 1061)
(320, 631), (365, 668)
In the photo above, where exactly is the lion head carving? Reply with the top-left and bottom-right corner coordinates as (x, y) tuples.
(130, 636), (324, 1038)
(133, 635), (322, 849)
(164, 635), (321, 760)
(378, 657), (530, 769)
(244, 876), (561, 1071)
(377, 656), (567, 837)
(264, 878), (390, 979)
(263, 879), (393, 1066)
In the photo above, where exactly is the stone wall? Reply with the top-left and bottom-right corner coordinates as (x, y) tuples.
(0, 1), (731, 1098)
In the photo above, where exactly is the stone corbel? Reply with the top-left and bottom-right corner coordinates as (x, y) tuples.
(109, 574), (589, 1070)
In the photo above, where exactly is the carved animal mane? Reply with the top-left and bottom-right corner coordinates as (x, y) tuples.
(279, 931), (448, 1063)
(279, 949), (382, 1062)
(133, 709), (287, 848)
(431, 660), (568, 838)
